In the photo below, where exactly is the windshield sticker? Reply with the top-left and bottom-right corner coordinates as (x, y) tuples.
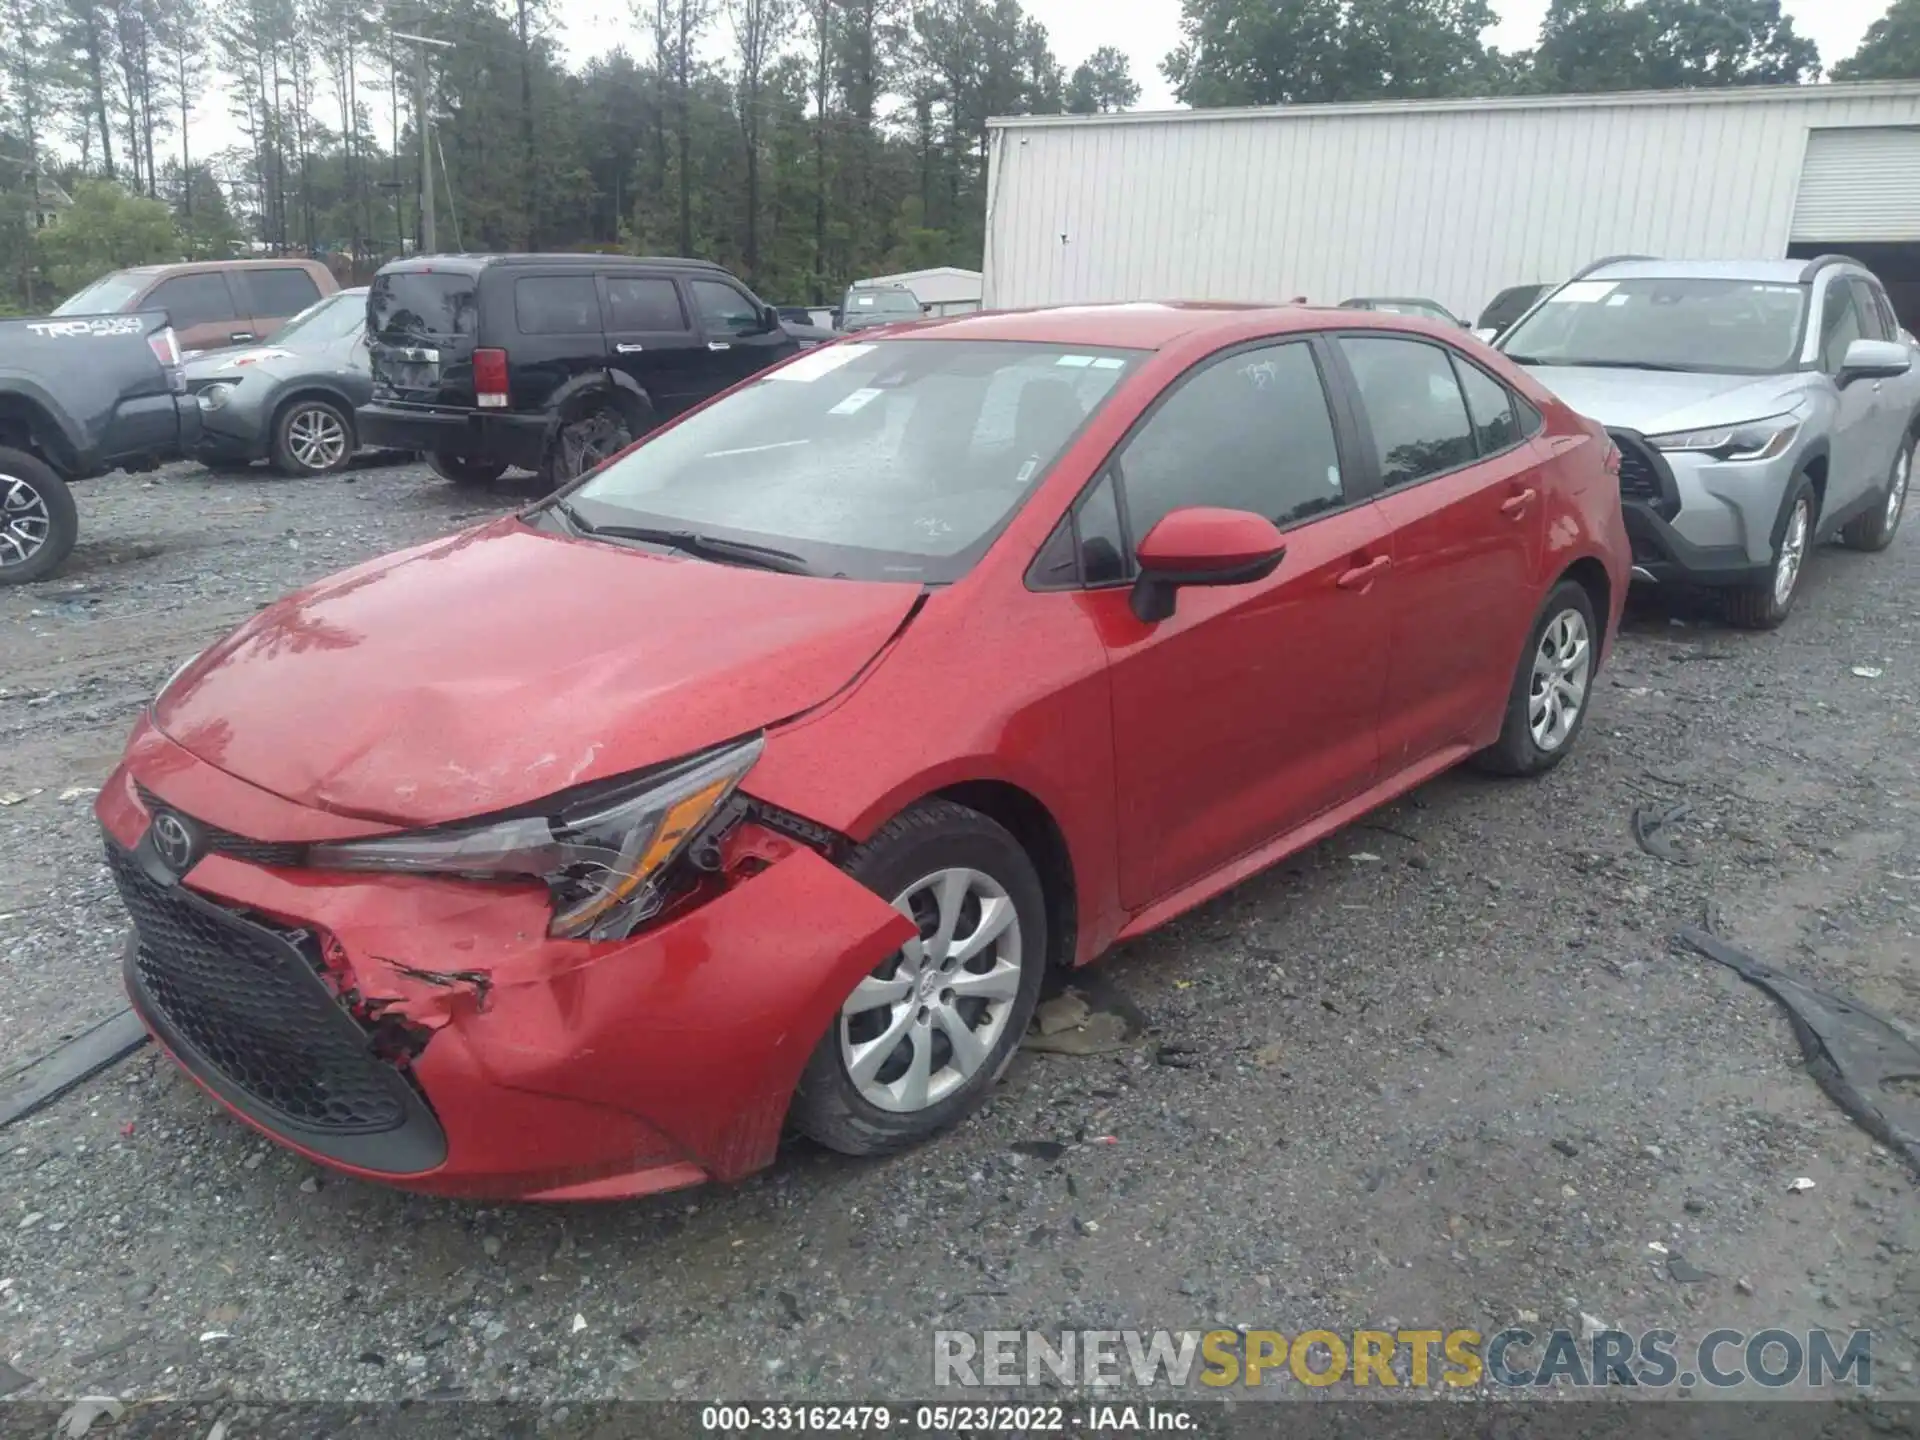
(1055, 354), (1095, 368)
(1605, 294), (1630, 306)
(1556, 281), (1617, 304)
(1090, 356), (1125, 370)
(768, 343), (876, 382)
(829, 387), (883, 415)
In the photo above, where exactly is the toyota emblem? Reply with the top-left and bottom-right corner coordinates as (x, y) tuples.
(149, 810), (198, 874)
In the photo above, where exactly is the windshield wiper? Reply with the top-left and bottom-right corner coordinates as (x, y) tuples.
(1508, 356), (1693, 372)
(558, 505), (812, 575)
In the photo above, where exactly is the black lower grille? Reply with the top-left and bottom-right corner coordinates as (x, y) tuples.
(108, 844), (415, 1135)
(1610, 429), (1676, 516)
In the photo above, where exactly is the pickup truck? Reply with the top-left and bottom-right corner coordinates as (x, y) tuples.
(0, 312), (200, 585)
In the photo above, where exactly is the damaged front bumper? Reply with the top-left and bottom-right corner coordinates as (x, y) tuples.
(98, 728), (913, 1201)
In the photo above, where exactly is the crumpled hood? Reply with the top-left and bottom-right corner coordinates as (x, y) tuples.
(1521, 365), (1805, 437)
(155, 520), (922, 827)
(184, 347), (297, 381)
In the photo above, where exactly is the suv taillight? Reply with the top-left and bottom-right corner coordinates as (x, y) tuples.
(473, 348), (509, 409)
(148, 326), (184, 392)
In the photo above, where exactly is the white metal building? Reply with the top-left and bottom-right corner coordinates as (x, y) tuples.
(982, 81), (1920, 328)
(858, 265), (984, 315)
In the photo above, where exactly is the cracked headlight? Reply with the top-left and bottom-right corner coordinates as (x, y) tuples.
(310, 736), (764, 940)
(1646, 414), (1799, 461)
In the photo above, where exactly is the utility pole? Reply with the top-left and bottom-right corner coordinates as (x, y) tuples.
(392, 31), (453, 255)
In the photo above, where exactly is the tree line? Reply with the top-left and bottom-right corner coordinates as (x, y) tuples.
(2, 0), (1920, 314)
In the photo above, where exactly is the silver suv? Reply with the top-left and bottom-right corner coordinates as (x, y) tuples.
(1496, 256), (1918, 628)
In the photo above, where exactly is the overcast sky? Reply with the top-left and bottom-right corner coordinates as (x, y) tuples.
(186, 0), (1896, 156)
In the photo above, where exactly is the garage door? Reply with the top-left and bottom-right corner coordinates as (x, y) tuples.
(1792, 127), (1920, 242)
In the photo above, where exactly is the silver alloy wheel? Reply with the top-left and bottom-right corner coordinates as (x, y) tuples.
(839, 866), (1023, 1114)
(1527, 608), (1591, 753)
(1774, 497), (1811, 609)
(1888, 445), (1911, 532)
(0, 473), (52, 568)
(286, 405), (349, 472)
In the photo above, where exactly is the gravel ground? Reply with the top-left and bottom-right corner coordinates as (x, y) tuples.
(1, 457), (1917, 1408)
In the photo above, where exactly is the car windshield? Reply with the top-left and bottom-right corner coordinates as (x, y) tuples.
(1500, 276), (1807, 373)
(845, 288), (921, 318)
(270, 291), (365, 346)
(565, 339), (1142, 583)
(53, 271), (148, 315)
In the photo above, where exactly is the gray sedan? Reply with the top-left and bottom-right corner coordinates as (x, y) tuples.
(186, 287), (379, 476)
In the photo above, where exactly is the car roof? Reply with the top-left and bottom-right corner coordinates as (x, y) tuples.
(1343, 296), (1450, 307)
(377, 253), (728, 276)
(121, 258), (326, 276)
(1585, 258), (1814, 285)
(878, 300), (1413, 350)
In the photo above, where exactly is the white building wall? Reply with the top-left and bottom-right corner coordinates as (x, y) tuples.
(982, 83), (1920, 320)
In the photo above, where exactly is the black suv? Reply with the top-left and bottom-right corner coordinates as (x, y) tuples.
(357, 254), (800, 487)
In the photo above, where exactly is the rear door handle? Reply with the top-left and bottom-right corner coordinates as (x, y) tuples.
(615, 343), (645, 354)
(708, 341), (732, 352)
(1501, 487), (1537, 518)
(1336, 555), (1392, 590)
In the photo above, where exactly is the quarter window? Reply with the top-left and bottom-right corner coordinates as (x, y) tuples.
(145, 272), (238, 328)
(1117, 341), (1344, 540)
(690, 279), (763, 336)
(515, 276), (602, 335)
(1077, 474), (1131, 584)
(605, 275), (687, 331)
(1453, 356), (1520, 455)
(1339, 336), (1477, 486)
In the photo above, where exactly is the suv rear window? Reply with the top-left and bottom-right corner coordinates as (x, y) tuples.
(516, 276), (602, 335)
(246, 266), (323, 317)
(369, 272), (478, 340)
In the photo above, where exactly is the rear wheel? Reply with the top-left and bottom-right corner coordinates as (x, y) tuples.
(271, 398), (354, 476)
(1473, 579), (1598, 777)
(0, 446), (78, 586)
(426, 452), (507, 487)
(1725, 476), (1815, 630)
(1842, 435), (1911, 553)
(791, 801), (1046, 1158)
(537, 399), (636, 491)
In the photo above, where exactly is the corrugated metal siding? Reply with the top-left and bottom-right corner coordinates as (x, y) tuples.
(1791, 127), (1920, 241)
(983, 87), (1920, 319)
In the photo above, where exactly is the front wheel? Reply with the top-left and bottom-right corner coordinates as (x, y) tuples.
(1842, 435), (1911, 553)
(1725, 477), (1815, 630)
(426, 452), (507, 487)
(0, 446), (78, 586)
(271, 398), (354, 476)
(791, 800), (1047, 1157)
(537, 402), (636, 491)
(1473, 579), (1599, 777)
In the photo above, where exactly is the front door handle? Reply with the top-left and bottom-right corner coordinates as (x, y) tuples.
(708, 341), (732, 352)
(229, 332), (255, 343)
(1336, 555), (1392, 590)
(614, 343), (645, 354)
(1501, 487), (1538, 519)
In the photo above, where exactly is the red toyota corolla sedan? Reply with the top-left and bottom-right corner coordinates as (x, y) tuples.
(99, 302), (1629, 1200)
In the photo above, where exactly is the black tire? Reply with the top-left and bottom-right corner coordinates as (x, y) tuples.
(791, 800), (1047, 1158)
(536, 397), (640, 492)
(1725, 475), (1816, 630)
(270, 397), (354, 476)
(0, 445), (78, 586)
(1841, 432), (1912, 553)
(1472, 579), (1600, 778)
(426, 451), (508, 487)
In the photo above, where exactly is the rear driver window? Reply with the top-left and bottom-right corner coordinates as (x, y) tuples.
(246, 266), (322, 317)
(516, 276), (602, 335)
(1339, 336), (1477, 486)
(605, 276), (687, 331)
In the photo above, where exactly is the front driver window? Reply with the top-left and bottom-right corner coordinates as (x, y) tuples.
(691, 280), (763, 337)
(1820, 281), (1863, 373)
(1116, 341), (1345, 541)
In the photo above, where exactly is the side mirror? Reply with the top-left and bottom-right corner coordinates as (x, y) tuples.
(1840, 337), (1912, 384)
(760, 305), (782, 335)
(1130, 506), (1287, 623)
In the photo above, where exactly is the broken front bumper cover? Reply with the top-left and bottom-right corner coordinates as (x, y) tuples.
(98, 732), (913, 1201)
